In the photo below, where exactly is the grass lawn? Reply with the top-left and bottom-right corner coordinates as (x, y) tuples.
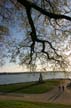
(0, 100), (71, 108)
(0, 80), (59, 94)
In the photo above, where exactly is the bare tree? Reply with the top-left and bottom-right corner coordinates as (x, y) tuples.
(0, 0), (71, 71)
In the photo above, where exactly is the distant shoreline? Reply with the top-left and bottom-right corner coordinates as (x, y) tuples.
(0, 71), (70, 75)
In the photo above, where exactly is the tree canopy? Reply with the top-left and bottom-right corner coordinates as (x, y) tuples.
(0, 0), (71, 71)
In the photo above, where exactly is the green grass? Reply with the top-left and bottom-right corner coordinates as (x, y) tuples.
(0, 80), (59, 94)
(0, 100), (71, 108)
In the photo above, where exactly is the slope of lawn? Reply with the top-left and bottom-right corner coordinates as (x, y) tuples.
(0, 100), (71, 108)
(0, 80), (59, 94)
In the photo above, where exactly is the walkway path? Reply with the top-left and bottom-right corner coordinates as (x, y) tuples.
(0, 86), (71, 105)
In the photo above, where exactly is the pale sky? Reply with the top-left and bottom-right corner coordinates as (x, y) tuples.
(0, 64), (28, 73)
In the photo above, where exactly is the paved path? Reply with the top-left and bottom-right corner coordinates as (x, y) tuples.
(0, 87), (71, 105)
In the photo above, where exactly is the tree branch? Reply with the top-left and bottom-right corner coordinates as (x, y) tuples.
(17, 0), (71, 21)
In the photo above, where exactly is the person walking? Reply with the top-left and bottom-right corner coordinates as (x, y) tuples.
(62, 85), (64, 92)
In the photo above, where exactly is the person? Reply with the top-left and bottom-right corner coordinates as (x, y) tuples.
(62, 85), (64, 91)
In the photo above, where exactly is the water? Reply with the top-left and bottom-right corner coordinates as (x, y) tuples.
(0, 72), (70, 85)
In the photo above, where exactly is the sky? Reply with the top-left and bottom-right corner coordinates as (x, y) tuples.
(0, 0), (71, 72)
(0, 64), (29, 72)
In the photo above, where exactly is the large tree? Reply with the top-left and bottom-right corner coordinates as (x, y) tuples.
(0, 0), (71, 71)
